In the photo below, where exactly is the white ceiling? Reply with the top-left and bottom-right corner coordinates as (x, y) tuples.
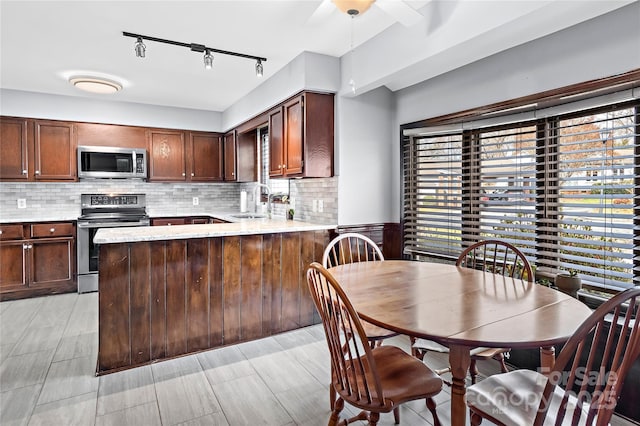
(0, 1), (633, 113)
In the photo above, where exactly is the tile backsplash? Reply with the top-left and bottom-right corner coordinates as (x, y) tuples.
(0, 177), (338, 224)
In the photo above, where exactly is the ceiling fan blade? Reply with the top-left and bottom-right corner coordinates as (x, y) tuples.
(306, 0), (337, 25)
(376, 0), (425, 27)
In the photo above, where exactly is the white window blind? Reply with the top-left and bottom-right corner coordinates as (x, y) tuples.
(402, 97), (639, 293)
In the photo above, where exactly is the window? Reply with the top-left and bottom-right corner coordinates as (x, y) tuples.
(260, 127), (289, 199)
(403, 96), (639, 293)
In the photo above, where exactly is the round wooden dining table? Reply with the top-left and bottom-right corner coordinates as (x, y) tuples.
(328, 260), (593, 426)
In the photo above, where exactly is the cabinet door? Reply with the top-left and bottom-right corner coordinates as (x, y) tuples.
(224, 132), (236, 181)
(0, 118), (30, 181)
(29, 238), (74, 288)
(283, 96), (304, 176)
(268, 108), (284, 177)
(190, 132), (223, 182)
(0, 241), (28, 290)
(148, 130), (186, 181)
(34, 120), (75, 181)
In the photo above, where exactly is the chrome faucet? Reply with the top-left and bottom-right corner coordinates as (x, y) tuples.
(254, 183), (272, 218)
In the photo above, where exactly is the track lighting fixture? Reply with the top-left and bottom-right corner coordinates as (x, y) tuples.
(204, 49), (213, 70)
(134, 37), (145, 58)
(123, 32), (266, 76)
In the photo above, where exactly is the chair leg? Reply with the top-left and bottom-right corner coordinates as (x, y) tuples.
(367, 411), (380, 426)
(495, 353), (509, 373)
(470, 359), (479, 385)
(426, 397), (440, 426)
(329, 397), (345, 426)
(393, 407), (400, 424)
(329, 384), (336, 410)
(470, 409), (484, 426)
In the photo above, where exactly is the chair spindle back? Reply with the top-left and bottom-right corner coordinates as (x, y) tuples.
(536, 287), (640, 426)
(457, 239), (533, 282)
(306, 262), (389, 411)
(323, 233), (384, 269)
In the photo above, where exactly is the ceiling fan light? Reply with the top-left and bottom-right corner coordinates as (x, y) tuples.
(69, 76), (122, 94)
(332, 0), (375, 16)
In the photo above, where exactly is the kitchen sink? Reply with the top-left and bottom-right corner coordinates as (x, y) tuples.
(229, 213), (267, 219)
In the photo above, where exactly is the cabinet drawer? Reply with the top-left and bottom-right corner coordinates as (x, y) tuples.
(31, 222), (75, 238)
(151, 218), (187, 226)
(0, 224), (24, 241)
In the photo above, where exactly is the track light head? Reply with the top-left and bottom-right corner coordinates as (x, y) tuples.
(256, 59), (263, 78)
(134, 37), (146, 58)
(204, 49), (214, 70)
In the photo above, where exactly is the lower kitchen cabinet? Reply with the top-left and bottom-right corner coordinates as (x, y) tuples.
(151, 217), (219, 226)
(0, 221), (76, 301)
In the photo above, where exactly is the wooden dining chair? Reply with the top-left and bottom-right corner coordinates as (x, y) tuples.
(322, 233), (399, 348)
(466, 286), (640, 426)
(412, 240), (534, 384)
(323, 233), (401, 415)
(307, 262), (443, 426)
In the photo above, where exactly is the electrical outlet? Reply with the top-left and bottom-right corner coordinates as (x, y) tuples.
(318, 200), (324, 213)
(192, 197), (199, 206)
(312, 199), (318, 212)
(17, 198), (26, 209)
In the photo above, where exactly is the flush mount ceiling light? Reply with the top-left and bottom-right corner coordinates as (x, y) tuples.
(333, 0), (375, 16)
(123, 31), (267, 76)
(69, 76), (122, 94)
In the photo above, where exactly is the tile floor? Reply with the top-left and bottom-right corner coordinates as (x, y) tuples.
(0, 292), (636, 426)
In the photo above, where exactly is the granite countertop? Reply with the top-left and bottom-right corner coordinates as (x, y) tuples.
(94, 216), (335, 244)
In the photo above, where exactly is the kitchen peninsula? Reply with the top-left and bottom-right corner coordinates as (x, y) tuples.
(94, 216), (333, 374)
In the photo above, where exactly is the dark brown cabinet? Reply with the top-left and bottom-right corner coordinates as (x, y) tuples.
(224, 131), (237, 181)
(0, 222), (76, 301)
(34, 120), (76, 180)
(224, 130), (256, 182)
(268, 92), (334, 178)
(189, 132), (223, 182)
(1, 117), (76, 181)
(151, 217), (223, 226)
(0, 118), (30, 180)
(148, 130), (224, 182)
(148, 129), (187, 181)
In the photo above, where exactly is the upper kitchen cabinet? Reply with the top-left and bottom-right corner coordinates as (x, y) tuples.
(189, 131), (224, 182)
(148, 129), (225, 182)
(0, 117), (76, 181)
(75, 122), (147, 149)
(1, 117), (29, 180)
(34, 120), (76, 180)
(148, 129), (187, 181)
(268, 92), (334, 178)
(224, 130), (256, 182)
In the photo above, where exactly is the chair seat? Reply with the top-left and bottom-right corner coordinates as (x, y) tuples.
(466, 369), (597, 426)
(337, 345), (443, 411)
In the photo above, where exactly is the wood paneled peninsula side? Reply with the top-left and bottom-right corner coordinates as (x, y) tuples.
(94, 218), (333, 375)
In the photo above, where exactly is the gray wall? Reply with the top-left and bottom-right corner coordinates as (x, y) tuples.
(391, 2), (640, 222)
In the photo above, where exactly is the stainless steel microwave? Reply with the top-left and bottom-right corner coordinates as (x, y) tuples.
(77, 146), (147, 179)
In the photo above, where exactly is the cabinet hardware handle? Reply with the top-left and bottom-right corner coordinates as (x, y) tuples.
(191, 173), (194, 177)
(0, 230), (3, 235)
(28, 244), (33, 249)
(182, 173), (186, 177)
(23, 244), (28, 250)
(22, 170), (27, 174)
(35, 170), (40, 175)
(50, 228), (55, 233)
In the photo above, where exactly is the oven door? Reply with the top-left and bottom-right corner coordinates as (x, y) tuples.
(77, 219), (149, 293)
